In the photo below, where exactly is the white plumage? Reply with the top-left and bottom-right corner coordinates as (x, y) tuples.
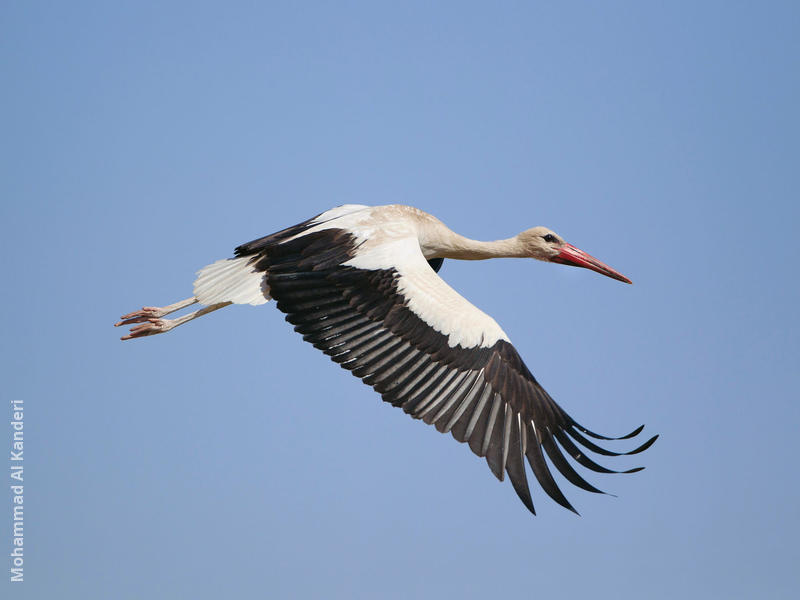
(194, 256), (269, 306)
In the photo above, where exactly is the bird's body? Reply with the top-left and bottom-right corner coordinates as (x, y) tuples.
(117, 204), (655, 515)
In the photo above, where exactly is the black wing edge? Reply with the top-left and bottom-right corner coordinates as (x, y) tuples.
(502, 417), (657, 516)
(487, 342), (657, 516)
(234, 213), (323, 257)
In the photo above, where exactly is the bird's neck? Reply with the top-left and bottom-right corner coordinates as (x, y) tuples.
(433, 232), (526, 260)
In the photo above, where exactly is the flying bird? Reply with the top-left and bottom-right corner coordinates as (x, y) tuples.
(116, 204), (656, 514)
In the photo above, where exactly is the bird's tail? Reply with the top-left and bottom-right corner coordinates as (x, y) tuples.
(193, 256), (270, 306)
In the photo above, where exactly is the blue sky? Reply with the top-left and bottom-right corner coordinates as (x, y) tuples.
(2, 1), (799, 598)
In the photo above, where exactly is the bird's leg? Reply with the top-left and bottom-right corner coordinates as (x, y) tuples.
(115, 299), (232, 340)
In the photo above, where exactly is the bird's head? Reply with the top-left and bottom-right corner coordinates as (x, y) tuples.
(516, 227), (632, 284)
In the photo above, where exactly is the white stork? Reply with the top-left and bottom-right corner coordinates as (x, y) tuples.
(116, 204), (656, 514)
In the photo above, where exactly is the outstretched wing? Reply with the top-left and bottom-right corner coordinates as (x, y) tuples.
(237, 227), (656, 514)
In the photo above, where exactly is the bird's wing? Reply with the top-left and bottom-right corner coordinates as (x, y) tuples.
(239, 227), (656, 514)
(426, 257), (444, 273)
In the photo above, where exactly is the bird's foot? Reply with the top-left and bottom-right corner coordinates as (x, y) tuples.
(118, 317), (176, 341)
(114, 298), (217, 341)
(115, 306), (170, 326)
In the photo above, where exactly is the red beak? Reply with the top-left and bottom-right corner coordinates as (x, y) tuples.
(551, 243), (632, 284)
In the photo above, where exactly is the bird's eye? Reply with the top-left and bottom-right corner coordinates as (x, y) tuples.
(543, 234), (558, 243)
